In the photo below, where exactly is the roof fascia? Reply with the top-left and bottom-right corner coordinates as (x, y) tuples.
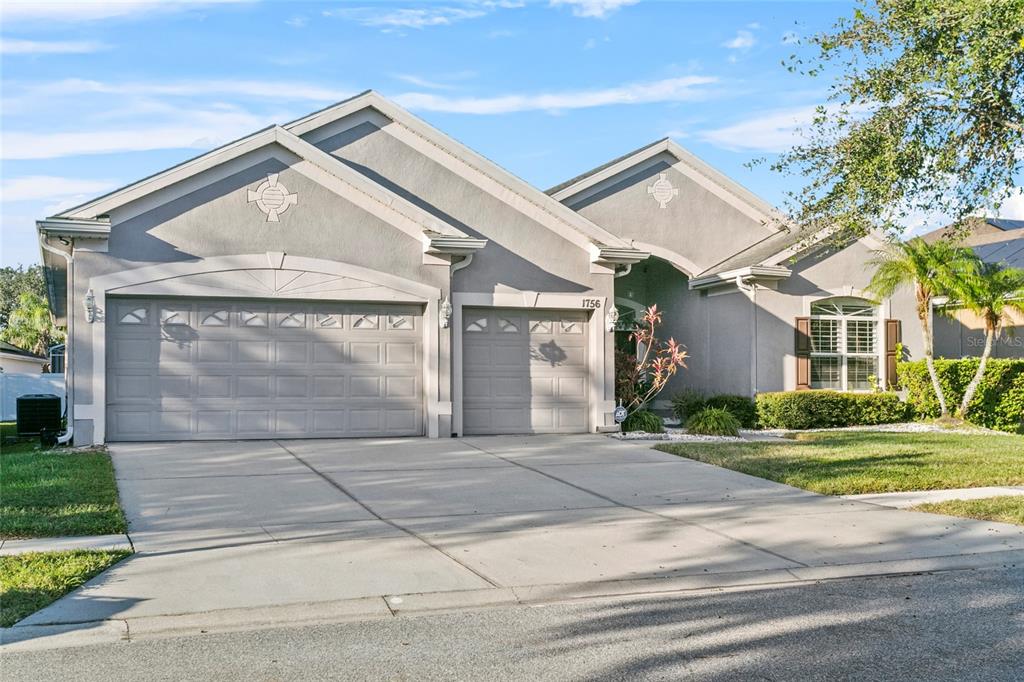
(46, 126), (472, 256)
(689, 265), (791, 290)
(549, 139), (672, 203)
(762, 228), (888, 268)
(37, 217), (111, 238)
(58, 127), (278, 219)
(550, 137), (786, 229)
(272, 127), (470, 241)
(286, 91), (642, 259)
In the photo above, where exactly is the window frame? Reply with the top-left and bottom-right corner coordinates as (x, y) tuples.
(808, 299), (880, 392)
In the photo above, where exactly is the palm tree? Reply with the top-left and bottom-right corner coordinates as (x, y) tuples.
(866, 238), (975, 418)
(0, 292), (64, 358)
(947, 260), (1024, 418)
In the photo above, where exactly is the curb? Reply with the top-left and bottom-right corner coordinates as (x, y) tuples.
(3, 547), (1021, 653)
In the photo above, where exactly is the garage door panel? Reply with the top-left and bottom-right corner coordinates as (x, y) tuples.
(462, 307), (589, 435)
(106, 297), (424, 441)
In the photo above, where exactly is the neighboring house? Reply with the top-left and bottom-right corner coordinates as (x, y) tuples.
(38, 90), (928, 445)
(0, 341), (48, 374)
(923, 218), (1024, 360)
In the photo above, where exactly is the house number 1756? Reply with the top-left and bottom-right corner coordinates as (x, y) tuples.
(582, 298), (602, 309)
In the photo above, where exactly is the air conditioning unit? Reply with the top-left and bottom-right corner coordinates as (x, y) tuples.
(16, 394), (62, 437)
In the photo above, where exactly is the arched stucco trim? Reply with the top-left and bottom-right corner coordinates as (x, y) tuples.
(629, 242), (699, 278)
(80, 253), (444, 443)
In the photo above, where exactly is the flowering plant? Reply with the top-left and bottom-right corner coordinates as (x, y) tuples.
(614, 304), (688, 412)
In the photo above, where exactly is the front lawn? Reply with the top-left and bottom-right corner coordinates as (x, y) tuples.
(0, 550), (131, 627)
(655, 431), (1024, 495)
(914, 496), (1024, 526)
(1, 431), (127, 538)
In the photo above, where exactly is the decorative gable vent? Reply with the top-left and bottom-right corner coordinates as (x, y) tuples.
(647, 173), (678, 209)
(247, 173), (297, 222)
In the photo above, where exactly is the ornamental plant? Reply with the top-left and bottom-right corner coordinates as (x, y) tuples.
(615, 304), (688, 415)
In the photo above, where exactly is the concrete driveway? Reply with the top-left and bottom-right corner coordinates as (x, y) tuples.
(20, 435), (1024, 627)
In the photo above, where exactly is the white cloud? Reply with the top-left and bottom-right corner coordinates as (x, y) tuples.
(285, 16), (307, 28)
(722, 29), (756, 50)
(0, 0), (249, 23)
(391, 74), (458, 90)
(1, 76), (718, 159)
(549, 0), (639, 19)
(700, 106), (818, 153)
(996, 188), (1024, 219)
(324, 6), (487, 29)
(2, 108), (271, 160)
(1, 175), (117, 202)
(392, 75), (717, 114)
(22, 78), (353, 102)
(0, 39), (109, 55)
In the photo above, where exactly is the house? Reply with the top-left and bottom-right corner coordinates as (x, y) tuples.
(0, 341), (49, 374)
(923, 218), (1024, 359)
(38, 91), (932, 445)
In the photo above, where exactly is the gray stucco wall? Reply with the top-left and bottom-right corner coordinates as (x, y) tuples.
(565, 152), (775, 275)
(614, 239), (929, 402)
(315, 122), (598, 296)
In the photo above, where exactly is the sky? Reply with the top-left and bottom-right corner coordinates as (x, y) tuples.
(2, 0), (1022, 267)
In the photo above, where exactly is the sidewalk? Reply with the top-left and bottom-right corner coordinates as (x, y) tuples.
(0, 535), (133, 556)
(844, 486), (1024, 509)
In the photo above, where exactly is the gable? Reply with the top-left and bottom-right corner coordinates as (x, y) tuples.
(286, 92), (640, 261)
(561, 151), (775, 275)
(104, 150), (443, 285)
(304, 113), (607, 292)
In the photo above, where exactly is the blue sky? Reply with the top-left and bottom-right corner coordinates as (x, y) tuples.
(2, 0), (1021, 267)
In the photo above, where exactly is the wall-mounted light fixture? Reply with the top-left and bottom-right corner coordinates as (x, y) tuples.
(606, 306), (619, 332)
(83, 288), (96, 323)
(439, 296), (453, 328)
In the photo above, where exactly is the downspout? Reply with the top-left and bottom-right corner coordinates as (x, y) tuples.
(450, 253), (474, 277)
(38, 233), (74, 445)
(736, 274), (758, 396)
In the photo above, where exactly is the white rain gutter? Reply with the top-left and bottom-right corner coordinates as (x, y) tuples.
(37, 233), (74, 445)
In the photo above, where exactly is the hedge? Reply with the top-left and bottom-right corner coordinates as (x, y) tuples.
(898, 358), (1024, 434)
(671, 391), (757, 428)
(755, 390), (910, 430)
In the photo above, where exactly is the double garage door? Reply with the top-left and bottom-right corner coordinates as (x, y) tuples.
(106, 298), (423, 441)
(462, 307), (590, 434)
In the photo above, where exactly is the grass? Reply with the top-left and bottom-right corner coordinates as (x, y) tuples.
(0, 550), (131, 627)
(1, 423), (127, 539)
(655, 431), (1024, 496)
(914, 496), (1024, 526)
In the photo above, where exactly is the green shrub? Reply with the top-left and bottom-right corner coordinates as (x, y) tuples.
(899, 358), (1024, 433)
(705, 395), (757, 428)
(686, 407), (741, 436)
(670, 390), (707, 421)
(755, 390), (910, 430)
(622, 409), (665, 433)
(671, 391), (757, 428)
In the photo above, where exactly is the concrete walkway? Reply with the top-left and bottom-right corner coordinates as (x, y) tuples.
(7, 435), (1024, 639)
(845, 486), (1024, 509)
(0, 535), (133, 556)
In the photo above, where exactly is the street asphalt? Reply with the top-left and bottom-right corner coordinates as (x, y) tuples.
(4, 565), (1022, 681)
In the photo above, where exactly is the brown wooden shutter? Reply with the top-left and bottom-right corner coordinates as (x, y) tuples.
(795, 317), (811, 390)
(885, 319), (902, 389)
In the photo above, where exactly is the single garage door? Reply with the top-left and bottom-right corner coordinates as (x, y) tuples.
(106, 298), (423, 441)
(462, 307), (589, 434)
